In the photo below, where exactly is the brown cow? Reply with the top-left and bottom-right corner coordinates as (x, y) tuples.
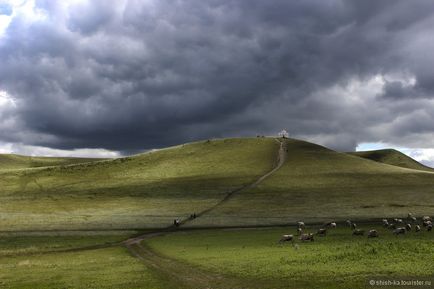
(299, 233), (314, 242)
(422, 216), (432, 222)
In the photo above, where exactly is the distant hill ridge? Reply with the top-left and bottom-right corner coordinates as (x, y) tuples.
(0, 153), (105, 170)
(349, 149), (433, 172)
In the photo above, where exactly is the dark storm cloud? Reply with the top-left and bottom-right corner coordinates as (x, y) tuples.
(1, 0), (434, 152)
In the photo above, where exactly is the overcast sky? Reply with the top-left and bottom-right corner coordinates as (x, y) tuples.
(1, 1), (434, 165)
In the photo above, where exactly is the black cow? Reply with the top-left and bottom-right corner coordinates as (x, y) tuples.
(368, 230), (379, 238)
(393, 227), (406, 235)
(316, 228), (327, 236)
(352, 229), (365, 236)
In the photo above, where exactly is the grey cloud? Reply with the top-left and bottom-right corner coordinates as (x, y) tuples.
(382, 81), (413, 99)
(66, 1), (114, 35)
(1, 0), (434, 153)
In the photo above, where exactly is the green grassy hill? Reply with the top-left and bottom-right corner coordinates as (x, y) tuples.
(349, 149), (433, 172)
(2, 137), (434, 231)
(0, 154), (104, 171)
(0, 138), (279, 230)
(191, 139), (434, 227)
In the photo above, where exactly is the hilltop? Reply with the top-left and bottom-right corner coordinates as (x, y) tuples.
(349, 149), (433, 172)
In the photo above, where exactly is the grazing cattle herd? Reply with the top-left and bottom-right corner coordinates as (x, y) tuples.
(278, 214), (432, 243)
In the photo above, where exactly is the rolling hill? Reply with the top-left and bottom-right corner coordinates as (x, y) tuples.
(349, 149), (433, 172)
(0, 154), (105, 171)
(0, 138), (279, 230)
(190, 139), (434, 227)
(1, 137), (434, 231)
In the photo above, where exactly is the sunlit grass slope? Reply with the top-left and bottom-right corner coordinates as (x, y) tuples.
(349, 149), (434, 172)
(0, 138), (279, 230)
(0, 233), (182, 289)
(192, 139), (434, 226)
(0, 154), (104, 171)
(146, 227), (434, 289)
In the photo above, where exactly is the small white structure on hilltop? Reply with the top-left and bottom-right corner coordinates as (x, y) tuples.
(278, 129), (289, 138)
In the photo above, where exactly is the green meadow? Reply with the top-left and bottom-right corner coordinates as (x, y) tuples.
(146, 226), (434, 289)
(0, 233), (181, 289)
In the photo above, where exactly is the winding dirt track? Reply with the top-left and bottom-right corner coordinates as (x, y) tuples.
(123, 138), (288, 289)
(124, 138), (287, 246)
(202, 138), (287, 210)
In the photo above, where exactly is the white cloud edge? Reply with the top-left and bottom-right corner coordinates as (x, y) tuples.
(0, 141), (120, 158)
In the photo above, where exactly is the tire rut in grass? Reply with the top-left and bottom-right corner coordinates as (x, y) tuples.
(126, 242), (261, 289)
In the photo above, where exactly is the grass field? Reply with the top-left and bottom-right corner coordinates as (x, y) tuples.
(146, 226), (434, 289)
(0, 231), (133, 256)
(0, 232), (184, 289)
